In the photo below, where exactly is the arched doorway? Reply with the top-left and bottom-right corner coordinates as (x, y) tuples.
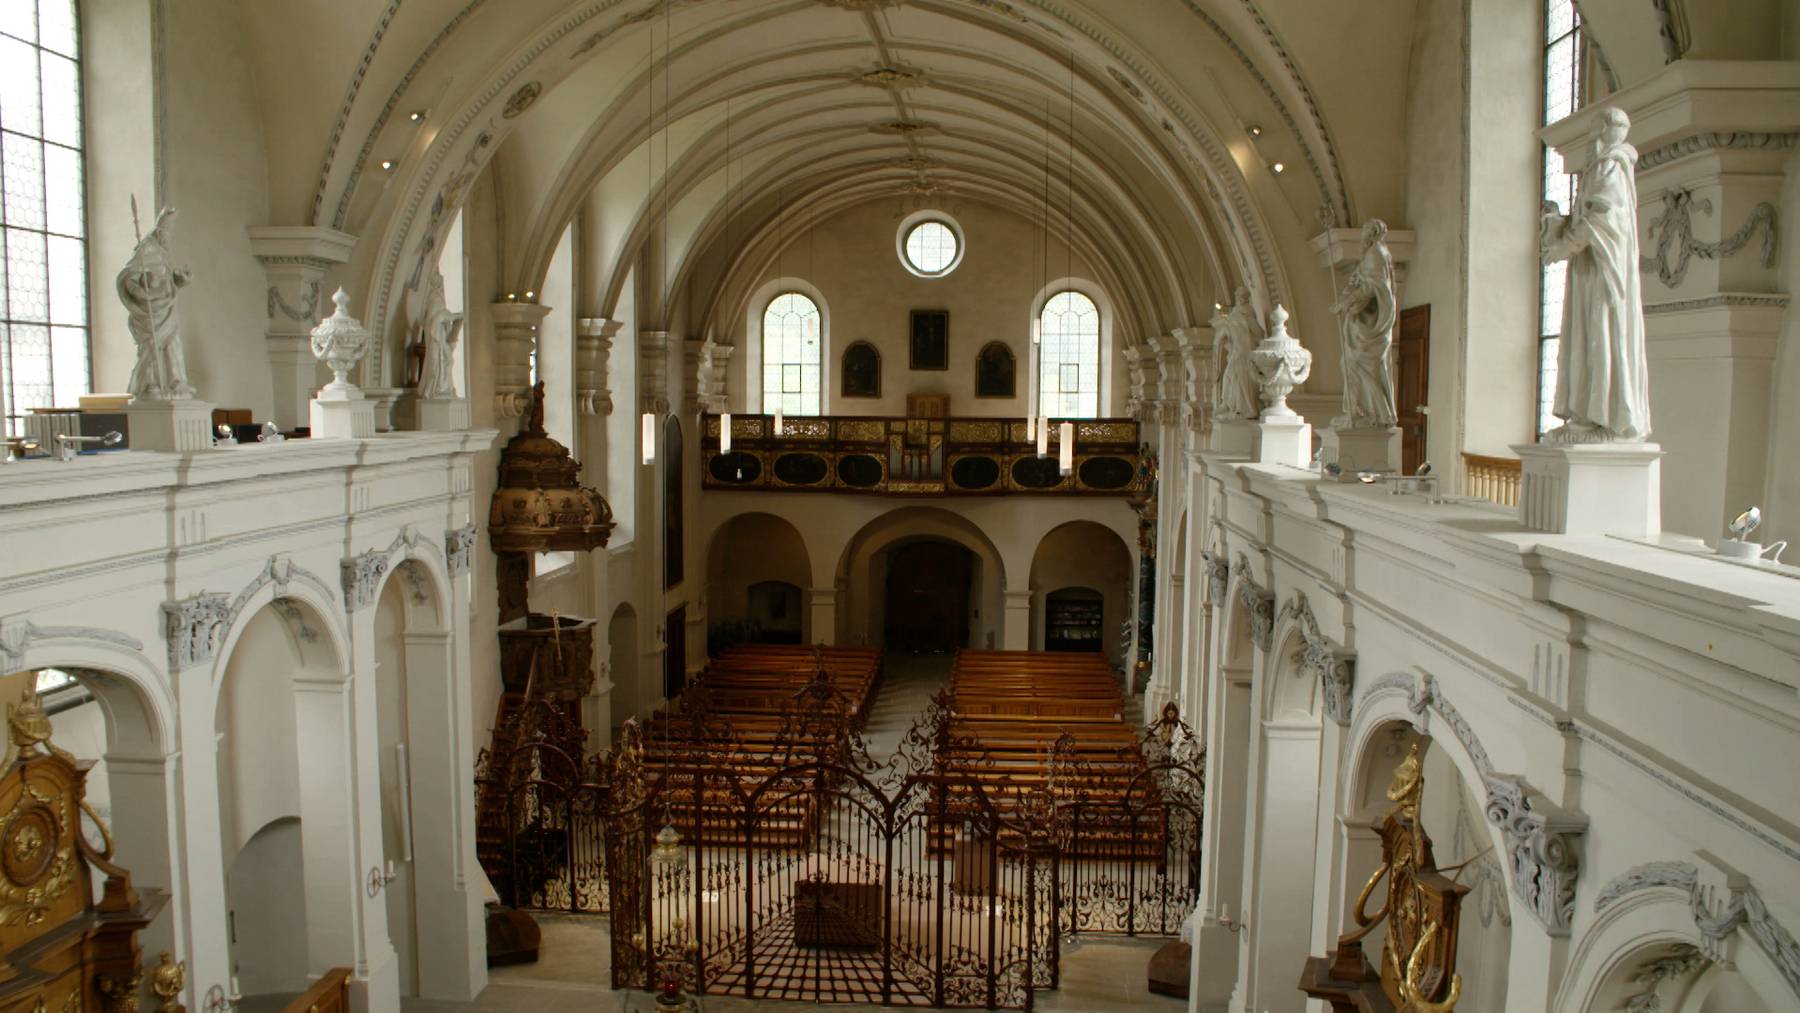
(883, 538), (975, 653)
(1029, 521), (1133, 667)
(217, 602), (336, 996)
(706, 512), (812, 648)
(834, 507), (1006, 650)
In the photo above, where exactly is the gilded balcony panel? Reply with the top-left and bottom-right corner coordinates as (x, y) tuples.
(700, 414), (1143, 497)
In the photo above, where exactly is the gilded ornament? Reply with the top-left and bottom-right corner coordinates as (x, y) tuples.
(150, 950), (187, 1012)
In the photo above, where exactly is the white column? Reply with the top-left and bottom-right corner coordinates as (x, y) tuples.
(401, 629), (483, 1000)
(491, 302), (552, 424)
(248, 227), (357, 431)
(105, 752), (184, 986)
(1002, 589), (1032, 650)
(176, 668), (231, 1007)
(806, 587), (838, 646)
(444, 524), (487, 988)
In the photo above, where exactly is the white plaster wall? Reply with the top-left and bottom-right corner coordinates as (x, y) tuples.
(81, 0), (156, 394)
(154, 0), (274, 417)
(705, 513), (811, 633)
(226, 819), (310, 996)
(1762, 146), (1800, 551)
(1399, 0), (1468, 478)
(217, 608), (302, 865)
(729, 201), (1121, 418)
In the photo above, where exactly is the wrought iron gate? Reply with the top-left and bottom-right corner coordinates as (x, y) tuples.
(476, 683), (1202, 1009)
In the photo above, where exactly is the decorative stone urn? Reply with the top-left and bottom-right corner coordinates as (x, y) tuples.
(1248, 304), (1311, 420)
(311, 288), (370, 392)
(308, 288), (376, 438)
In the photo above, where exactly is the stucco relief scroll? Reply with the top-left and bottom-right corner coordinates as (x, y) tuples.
(447, 523), (479, 577)
(1597, 858), (1800, 1002)
(341, 550), (391, 612)
(1404, 673), (1586, 937)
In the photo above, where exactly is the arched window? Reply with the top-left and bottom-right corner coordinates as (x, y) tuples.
(1, 1), (88, 437)
(1037, 291), (1100, 418)
(1538, 0), (1584, 435)
(762, 292), (822, 415)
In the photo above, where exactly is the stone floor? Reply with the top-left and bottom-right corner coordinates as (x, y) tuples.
(401, 913), (1184, 1011)
(400, 654), (1182, 1012)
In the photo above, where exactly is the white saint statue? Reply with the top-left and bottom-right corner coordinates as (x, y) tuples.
(408, 265), (464, 399)
(118, 206), (196, 401)
(1539, 107), (1651, 443)
(1211, 286), (1264, 420)
(1329, 219), (1398, 430)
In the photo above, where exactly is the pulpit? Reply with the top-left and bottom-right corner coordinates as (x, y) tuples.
(0, 693), (170, 1012)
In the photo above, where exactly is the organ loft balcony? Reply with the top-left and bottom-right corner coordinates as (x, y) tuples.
(700, 414), (1148, 497)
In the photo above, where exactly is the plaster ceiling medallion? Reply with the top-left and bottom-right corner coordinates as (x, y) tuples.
(1106, 66), (1145, 103)
(817, 0), (904, 10)
(871, 119), (933, 135)
(855, 66), (924, 91)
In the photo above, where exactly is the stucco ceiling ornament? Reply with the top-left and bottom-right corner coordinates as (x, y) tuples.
(502, 81), (542, 119)
(1105, 66), (1144, 103)
(162, 593), (232, 672)
(1277, 592), (1355, 726)
(816, 0), (903, 9)
(870, 119), (932, 135)
(1482, 773), (1583, 937)
(1230, 553), (1274, 654)
(891, 156), (935, 171)
(855, 66), (923, 91)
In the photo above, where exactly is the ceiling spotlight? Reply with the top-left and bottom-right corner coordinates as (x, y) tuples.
(1270, 162), (1285, 175)
(1248, 124), (1263, 137)
(525, 291), (536, 301)
(407, 110), (427, 123)
(1729, 506), (1762, 540)
(379, 159), (396, 172)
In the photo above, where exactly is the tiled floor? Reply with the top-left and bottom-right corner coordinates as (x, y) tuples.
(400, 655), (1183, 1012)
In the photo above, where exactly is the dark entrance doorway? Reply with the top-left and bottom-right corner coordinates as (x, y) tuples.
(1397, 305), (1430, 475)
(883, 540), (973, 653)
(663, 605), (687, 699)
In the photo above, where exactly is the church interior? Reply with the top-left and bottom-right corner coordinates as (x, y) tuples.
(1, 1), (1798, 1010)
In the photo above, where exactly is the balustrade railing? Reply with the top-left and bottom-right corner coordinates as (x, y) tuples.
(1463, 452), (1521, 508)
(701, 414), (1144, 497)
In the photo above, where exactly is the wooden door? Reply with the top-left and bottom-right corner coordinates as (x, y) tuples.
(884, 541), (972, 653)
(1396, 306), (1430, 475)
(663, 605), (687, 699)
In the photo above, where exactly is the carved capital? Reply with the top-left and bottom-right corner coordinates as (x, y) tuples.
(1201, 550), (1230, 608)
(1483, 774), (1585, 936)
(1278, 591), (1356, 725)
(446, 522), (478, 577)
(162, 593), (232, 671)
(341, 550), (390, 611)
(1230, 553), (1274, 653)
(575, 317), (623, 417)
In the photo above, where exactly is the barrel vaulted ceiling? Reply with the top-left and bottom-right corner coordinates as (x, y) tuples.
(237, 0), (1429, 376)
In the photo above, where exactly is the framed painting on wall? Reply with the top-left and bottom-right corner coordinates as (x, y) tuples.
(975, 341), (1016, 398)
(842, 341), (881, 398)
(909, 310), (949, 370)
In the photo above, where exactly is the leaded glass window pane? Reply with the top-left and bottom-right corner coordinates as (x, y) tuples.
(1536, 1), (1581, 436)
(1037, 290), (1100, 419)
(762, 291), (822, 416)
(1, 0), (87, 437)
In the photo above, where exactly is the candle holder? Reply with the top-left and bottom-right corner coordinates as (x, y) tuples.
(366, 861), (399, 897)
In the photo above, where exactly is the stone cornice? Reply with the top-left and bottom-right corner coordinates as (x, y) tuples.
(247, 225), (359, 265)
(1541, 60), (1800, 170)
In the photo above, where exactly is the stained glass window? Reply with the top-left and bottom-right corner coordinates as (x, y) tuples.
(1538, 0), (1582, 436)
(762, 292), (821, 416)
(1037, 290), (1100, 418)
(0, 0), (86, 438)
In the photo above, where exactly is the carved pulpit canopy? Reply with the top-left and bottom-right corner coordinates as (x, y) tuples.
(489, 381), (616, 554)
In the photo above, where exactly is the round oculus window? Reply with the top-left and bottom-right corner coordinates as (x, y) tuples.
(901, 219), (960, 277)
